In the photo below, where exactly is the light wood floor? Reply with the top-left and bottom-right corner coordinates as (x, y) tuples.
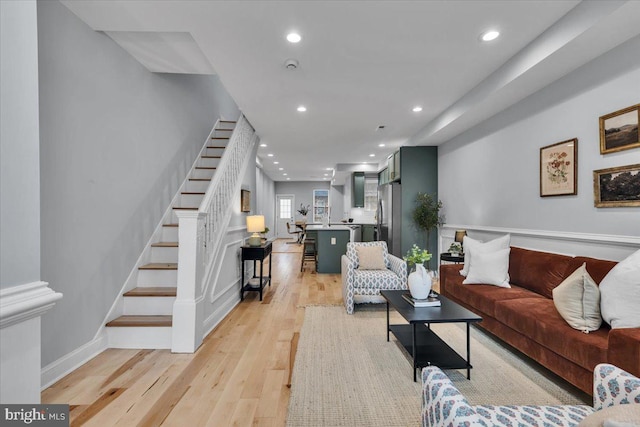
(42, 238), (343, 427)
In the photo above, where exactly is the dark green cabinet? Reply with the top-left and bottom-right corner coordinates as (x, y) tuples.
(352, 172), (365, 207)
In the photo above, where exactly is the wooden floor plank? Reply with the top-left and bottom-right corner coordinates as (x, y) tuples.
(42, 239), (342, 426)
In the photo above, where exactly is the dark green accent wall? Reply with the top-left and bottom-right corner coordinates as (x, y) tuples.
(399, 146), (438, 268)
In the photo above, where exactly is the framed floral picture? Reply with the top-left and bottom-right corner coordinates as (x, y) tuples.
(540, 138), (578, 197)
(593, 163), (640, 207)
(599, 104), (640, 154)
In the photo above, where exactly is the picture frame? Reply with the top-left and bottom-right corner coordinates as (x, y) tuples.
(240, 189), (251, 212)
(593, 163), (640, 208)
(540, 138), (578, 197)
(599, 104), (640, 154)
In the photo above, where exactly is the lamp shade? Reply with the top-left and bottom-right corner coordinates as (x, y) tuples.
(454, 230), (467, 243)
(246, 215), (265, 233)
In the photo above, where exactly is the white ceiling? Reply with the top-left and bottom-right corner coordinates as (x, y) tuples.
(61, 0), (640, 183)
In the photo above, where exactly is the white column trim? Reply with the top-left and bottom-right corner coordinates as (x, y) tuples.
(0, 281), (63, 329)
(441, 224), (640, 247)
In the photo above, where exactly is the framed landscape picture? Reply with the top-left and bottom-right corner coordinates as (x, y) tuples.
(599, 104), (640, 154)
(241, 189), (251, 212)
(593, 163), (640, 207)
(540, 138), (578, 197)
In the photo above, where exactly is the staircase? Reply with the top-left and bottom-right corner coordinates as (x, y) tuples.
(105, 120), (237, 349)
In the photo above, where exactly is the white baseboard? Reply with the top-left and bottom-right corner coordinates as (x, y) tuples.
(203, 285), (239, 339)
(40, 331), (108, 390)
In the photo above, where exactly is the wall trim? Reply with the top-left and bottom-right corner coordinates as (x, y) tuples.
(40, 331), (108, 389)
(441, 224), (640, 247)
(209, 237), (244, 302)
(202, 283), (240, 339)
(0, 281), (62, 329)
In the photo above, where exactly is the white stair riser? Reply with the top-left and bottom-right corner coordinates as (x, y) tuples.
(123, 296), (175, 315)
(150, 246), (178, 264)
(162, 226), (179, 241)
(186, 180), (210, 193)
(171, 210), (198, 223)
(180, 193), (204, 207)
(198, 157), (221, 168)
(137, 269), (177, 286)
(213, 128), (233, 135)
(191, 168), (215, 180)
(106, 326), (172, 349)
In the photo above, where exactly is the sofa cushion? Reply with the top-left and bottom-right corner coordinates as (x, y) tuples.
(509, 247), (573, 299)
(600, 249), (640, 329)
(495, 298), (609, 370)
(346, 241), (390, 269)
(463, 247), (511, 288)
(553, 263), (602, 333)
(447, 277), (544, 318)
(461, 234), (510, 277)
(352, 269), (403, 289)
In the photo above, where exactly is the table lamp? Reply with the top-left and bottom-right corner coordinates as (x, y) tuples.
(246, 215), (265, 247)
(455, 230), (467, 253)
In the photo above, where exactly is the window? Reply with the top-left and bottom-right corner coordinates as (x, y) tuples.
(279, 198), (291, 219)
(313, 189), (329, 223)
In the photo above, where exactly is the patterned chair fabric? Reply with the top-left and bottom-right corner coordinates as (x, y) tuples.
(421, 363), (640, 427)
(341, 241), (407, 314)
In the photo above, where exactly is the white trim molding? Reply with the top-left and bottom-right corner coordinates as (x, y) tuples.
(0, 281), (62, 329)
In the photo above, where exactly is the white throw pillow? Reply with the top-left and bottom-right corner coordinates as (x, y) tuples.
(462, 247), (511, 288)
(460, 234), (510, 277)
(600, 249), (640, 329)
(355, 246), (387, 270)
(553, 263), (602, 333)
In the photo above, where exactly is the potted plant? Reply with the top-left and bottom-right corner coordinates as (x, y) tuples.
(411, 192), (445, 268)
(403, 244), (433, 299)
(297, 204), (310, 221)
(448, 242), (462, 256)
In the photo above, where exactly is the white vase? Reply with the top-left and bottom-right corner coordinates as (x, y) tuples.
(408, 264), (432, 300)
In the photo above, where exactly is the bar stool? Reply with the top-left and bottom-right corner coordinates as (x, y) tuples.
(301, 236), (317, 272)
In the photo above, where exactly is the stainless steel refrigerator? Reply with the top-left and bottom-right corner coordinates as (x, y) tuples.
(377, 182), (402, 258)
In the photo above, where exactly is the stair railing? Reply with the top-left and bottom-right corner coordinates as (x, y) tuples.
(172, 114), (256, 352)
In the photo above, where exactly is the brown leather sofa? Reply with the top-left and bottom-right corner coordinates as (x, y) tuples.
(440, 246), (640, 395)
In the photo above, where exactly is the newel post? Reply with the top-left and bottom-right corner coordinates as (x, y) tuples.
(172, 210), (206, 353)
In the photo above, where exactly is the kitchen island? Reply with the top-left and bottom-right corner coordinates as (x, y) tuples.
(304, 225), (352, 273)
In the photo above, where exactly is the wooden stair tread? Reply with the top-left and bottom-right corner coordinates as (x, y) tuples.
(172, 207), (198, 210)
(151, 242), (178, 247)
(195, 166), (216, 169)
(139, 263), (177, 270)
(210, 137), (230, 140)
(189, 178), (211, 181)
(201, 156), (222, 159)
(219, 120), (237, 123)
(181, 192), (205, 195)
(106, 315), (172, 327)
(124, 287), (177, 297)
(163, 223), (178, 227)
(206, 146), (226, 149)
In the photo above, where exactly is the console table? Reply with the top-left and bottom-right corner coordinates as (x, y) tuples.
(240, 241), (272, 301)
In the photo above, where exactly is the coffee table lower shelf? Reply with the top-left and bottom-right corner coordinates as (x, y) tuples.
(389, 323), (471, 381)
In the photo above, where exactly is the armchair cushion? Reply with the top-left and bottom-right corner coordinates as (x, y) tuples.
(346, 241), (390, 269)
(355, 245), (387, 270)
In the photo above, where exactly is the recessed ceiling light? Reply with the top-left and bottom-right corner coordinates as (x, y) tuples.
(369, 154), (375, 157)
(267, 153), (274, 157)
(287, 32), (301, 43)
(378, 143), (386, 147)
(481, 30), (500, 42)
(279, 167), (284, 171)
(412, 106), (423, 112)
(260, 143), (267, 147)
(324, 173), (328, 176)
(325, 167), (332, 171)
(297, 105), (307, 112)
(283, 173), (288, 176)
(273, 161), (279, 164)
(286, 178), (290, 180)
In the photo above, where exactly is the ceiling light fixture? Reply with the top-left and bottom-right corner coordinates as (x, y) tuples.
(297, 105), (307, 112)
(260, 143), (267, 147)
(480, 30), (500, 42)
(286, 32), (301, 43)
(273, 161), (279, 164)
(378, 143), (386, 147)
(286, 178), (290, 181)
(279, 167), (284, 171)
(412, 106), (423, 112)
(369, 154), (375, 157)
(283, 173), (288, 176)
(267, 153), (274, 157)
(326, 167), (332, 171)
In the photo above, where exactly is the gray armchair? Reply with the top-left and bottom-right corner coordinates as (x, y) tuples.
(341, 241), (407, 314)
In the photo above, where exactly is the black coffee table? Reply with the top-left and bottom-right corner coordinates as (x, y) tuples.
(380, 290), (482, 381)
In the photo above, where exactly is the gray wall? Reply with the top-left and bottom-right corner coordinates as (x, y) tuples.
(37, 0), (239, 365)
(274, 181), (331, 222)
(439, 35), (640, 251)
(256, 166), (276, 238)
(0, 0), (41, 288)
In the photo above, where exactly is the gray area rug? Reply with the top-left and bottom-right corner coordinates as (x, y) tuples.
(286, 305), (589, 427)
